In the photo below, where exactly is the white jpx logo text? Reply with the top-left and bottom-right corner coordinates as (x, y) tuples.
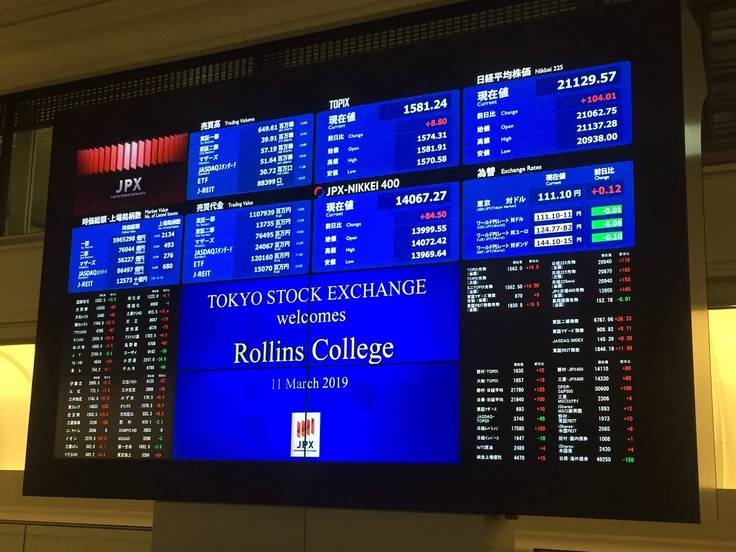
(115, 177), (142, 195)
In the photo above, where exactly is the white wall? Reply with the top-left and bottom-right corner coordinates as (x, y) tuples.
(0, 236), (42, 344)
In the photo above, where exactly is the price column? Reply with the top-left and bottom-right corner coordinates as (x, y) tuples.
(113, 288), (175, 459)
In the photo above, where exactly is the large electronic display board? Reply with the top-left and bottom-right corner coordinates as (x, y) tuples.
(25, 0), (702, 522)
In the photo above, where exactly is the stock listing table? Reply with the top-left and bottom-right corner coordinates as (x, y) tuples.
(463, 62), (632, 163)
(462, 161), (635, 260)
(315, 90), (460, 183)
(68, 216), (184, 293)
(312, 182), (460, 271)
(466, 250), (635, 464)
(59, 288), (175, 459)
(188, 115), (314, 199)
(182, 200), (311, 283)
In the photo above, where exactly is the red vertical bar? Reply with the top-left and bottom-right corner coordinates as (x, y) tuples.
(97, 147), (105, 174)
(182, 134), (189, 160)
(90, 149), (97, 174)
(176, 134), (186, 161)
(91, 148), (99, 174)
(116, 144), (124, 171)
(171, 135), (179, 161)
(162, 136), (170, 164)
(151, 139), (159, 165)
(130, 140), (138, 169)
(144, 139), (151, 166)
(103, 146), (111, 174)
(137, 140), (144, 168)
(109, 144), (117, 172)
(124, 142), (131, 170)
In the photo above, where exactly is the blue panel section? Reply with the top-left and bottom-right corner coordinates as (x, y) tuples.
(462, 161), (635, 260)
(315, 90), (460, 183)
(177, 264), (459, 370)
(312, 182), (460, 272)
(306, 363), (458, 462)
(177, 274), (311, 371)
(173, 363), (459, 462)
(463, 62), (632, 163)
(182, 200), (311, 283)
(68, 216), (183, 293)
(173, 368), (307, 461)
(306, 264), (460, 366)
(173, 263), (459, 462)
(187, 114), (314, 199)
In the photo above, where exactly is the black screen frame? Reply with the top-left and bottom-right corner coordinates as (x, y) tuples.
(24, 0), (702, 522)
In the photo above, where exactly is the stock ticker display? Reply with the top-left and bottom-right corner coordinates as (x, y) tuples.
(32, 23), (697, 518)
(57, 60), (640, 466)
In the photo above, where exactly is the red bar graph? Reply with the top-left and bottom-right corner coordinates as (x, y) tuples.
(76, 133), (188, 176)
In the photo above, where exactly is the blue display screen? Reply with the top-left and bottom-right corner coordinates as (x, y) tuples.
(187, 114), (314, 199)
(463, 62), (632, 163)
(462, 161), (635, 259)
(315, 90), (460, 183)
(174, 263), (460, 462)
(68, 215), (183, 293)
(312, 182), (460, 272)
(182, 200), (311, 283)
(62, 61), (641, 471)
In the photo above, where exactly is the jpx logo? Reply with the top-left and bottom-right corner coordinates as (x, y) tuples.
(114, 177), (142, 195)
(291, 412), (321, 458)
